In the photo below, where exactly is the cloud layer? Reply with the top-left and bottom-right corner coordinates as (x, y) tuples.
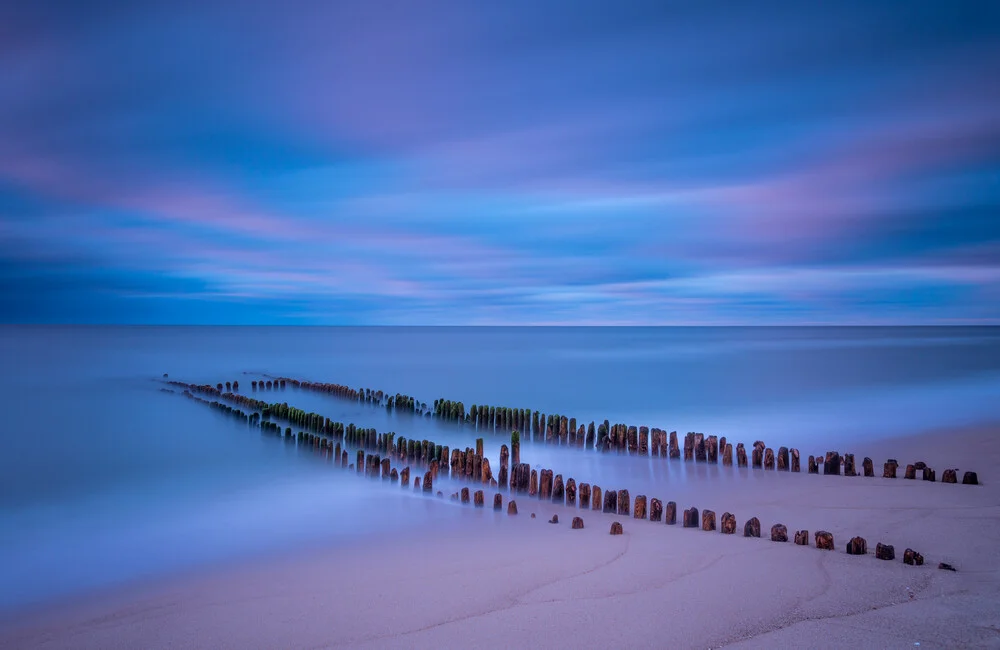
(1, 0), (998, 324)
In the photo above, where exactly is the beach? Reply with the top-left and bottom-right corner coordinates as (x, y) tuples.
(3, 421), (998, 650)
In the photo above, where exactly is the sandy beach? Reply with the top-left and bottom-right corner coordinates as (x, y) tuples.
(3, 422), (998, 650)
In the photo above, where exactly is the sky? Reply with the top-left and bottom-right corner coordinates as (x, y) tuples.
(1, 1), (998, 325)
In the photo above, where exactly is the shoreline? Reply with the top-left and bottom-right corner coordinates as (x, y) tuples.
(2, 420), (998, 649)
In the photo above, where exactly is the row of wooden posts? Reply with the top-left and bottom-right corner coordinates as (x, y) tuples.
(177, 383), (932, 568)
(231, 375), (980, 487)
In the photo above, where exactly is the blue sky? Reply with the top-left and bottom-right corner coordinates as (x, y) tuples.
(1, 1), (998, 324)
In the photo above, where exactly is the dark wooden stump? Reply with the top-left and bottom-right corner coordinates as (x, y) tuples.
(706, 435), (718, 463)
(790, 448), (800, 472)
(847, 536), (867, 555)
(808, 455), (819, 474)
(903, 548), (924, 566)
(875, 543), (895, 560)
(744, 517), (760, 538)
(400, 467), (410, 487)
(844, 453), (857, 477)
(904, 464), (916, 480)
(923, 467), (936, 482)
(942, 469), (957, 483)
(565, 478), (577, 506)
(962, 471), (979, 485)
(702, 509), (716, 531)
(764, 447), (775, 470)
(474, 490), (484, 507)
(752, 441), (764, 469)
(684, 433), (694, 461)
(669, 431), (680, 459)
(863, 457), (874, 477)
(695, 433), (707, 462)
(824, 452), (841, 475)
(579, 483), (591, 509)
(736, 443), (748, 468)
(572, 517), (584, 529)
(665, 501), (677, 525)
(771, 524), (788, 542)
(423, 471), (433, 493)
(650, 498), (663, 522)
(883, 459), (898, 479)
(461, 487), (470, 504)
(603, 489), (617, 514)
(507, 500), (518, 515)
(723, 444), (733, 466)
(591, 486), (602, 511)
(494, 493), (503, 510)
(683, 507), (699, 528)
(610, 521), (623, 535)
(794, 529), (809, 545)
(549, 514), (559, 524)
(390, 468), (398, 483)
(617, 489), (631, 517)
(815, 531), (835, 550)
(633, 495), (647, 519)
(721, 512), (736, 534)
(777, 446), (789, 471)
(529, 469), (538, 497)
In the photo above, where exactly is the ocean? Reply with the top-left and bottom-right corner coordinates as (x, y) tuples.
(1, 326), (998, 611)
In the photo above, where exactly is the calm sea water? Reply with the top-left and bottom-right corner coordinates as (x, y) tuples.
(1, 326), (999, 611)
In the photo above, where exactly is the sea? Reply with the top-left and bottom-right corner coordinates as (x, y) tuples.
(1, 326), (998, 611)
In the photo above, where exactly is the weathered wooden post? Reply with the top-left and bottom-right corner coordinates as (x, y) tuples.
(529, 469), (538, 497)
(551, 474), (564, 504)
(498, 444), (509, 491)
(669, 431), (680, 459)
(844, 454), (857, 477)
(904, 464), (916, 479)
(790, 448), (800, 472)
(863, 457), (874, 477)
(824, 452), (841, 475)
(565, 478), (576, 506)
(777, 447), (789, 471)
(903, 549), (924, 566)
(633, 495), (647, 519)
(665, 501), (677, 525)
(962, 471), (979, 485)
(744, 517), (761, 537)
(752, 441), (764, 468)
(683, 507), (699, 528)
(579, 483), (591, 509)
(771, 524), (788, 542)
(737, 443), (748, 468)
(603, 489), (618, 514)
(617, 489), (630, 517)
(794, 530), (809, 545)
(474, 490), (484, 507)
(847, 537), (867, 555)
(695, 433), (706, 462)
(639, 426), (649, 456)
(942, 469), (957, 483)
(764, 447), (775, 470)
(539, 469), (553, 500)
(357, 450), (364, 474)
(815, 531), (835, 550)
(883, 459), (898, 478)
(721, 512), (736, 534)
(651, 428), (661, 457)
(723, 443), (733, 466)
(684, 433), (694, 461)
(511, 430), (521, 465)
(650, 498), (663, 522)
(382, 458), (391, 480)
(481, 457), (492, 484)
(390, 468), (399, 483)
(414, 476), (421, 490)
(875, 543), (895, 560)
(923, 467), (936, 482)
(591, 486), (602, 511)
(706, 435), (718, 463)
(610, 522), (623, 535)
(507, 500), (518, 515)
(461, 487), (470, 504)
(572, 517), (584, 529)
(702, 509), (716, 531)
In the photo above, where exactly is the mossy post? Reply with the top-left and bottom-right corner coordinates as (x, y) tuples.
(511, 431), (521, 465)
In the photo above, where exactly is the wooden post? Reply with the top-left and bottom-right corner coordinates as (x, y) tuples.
(669, 431), (680, 459)
(665, 501), (677, 525)
(591, 486), (602, 511)
(702, 509), (716, 531)
(617, 489), (630, 517)
(357, 450), (364, 474)
(529, 469), (538, 497)
(777, 447), (789, 471)
(565, 478), (576, 507)
(903, 549), (924, 565)
(610, 522), (623, 535)
(650, 498), (662, 522)
(474, 490), (484, 508)
(737, 443), (748, 468)
(808, 455), (819, 474)
(962, 471), (978, 485)
(721, 512), (736, 534)
(423, 471), (433, 493)
(572, 517), (584, 529)
(633, 495), (647, 519)
(461, 487), (470, 504)
(847, 537), (867, 555)
(844, 454), (857, 477)
(904, 464), (916, 479)
(683, 507), (699, 528)
(815, 531), (834, 550)
(923, 467), (936, 482)
(875, 543), (894, 560)
(824, 452), (841, 475)
(883, 459), (898, 478)
(539, 469), (553, 500)
(579, 482), (590, 508)
(863, 457), (874, 477)
(723, 444), (733, 467)
(794, 529), (809, 545)
(752, 441), (764, 468)
(603, 489), (617, 514)
(684, 433), (694, 461)
(743, 517), (760, 537)
(390, 468), (398, 483)
(694, 433), (706, 462)
(764, 447), (775, 470)
(507, 500), (518, 515)
(790, 448), (800, 472)
(706, 435), (718, 463)
(551, 474), (564, 504)
(771, 524), (788, 542)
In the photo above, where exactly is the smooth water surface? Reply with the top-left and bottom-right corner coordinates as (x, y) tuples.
(1, 326), (999, 611)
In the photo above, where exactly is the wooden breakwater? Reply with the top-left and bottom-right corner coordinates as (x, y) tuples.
(173, 381), (939, 568)
(239, 375), (979, 487)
